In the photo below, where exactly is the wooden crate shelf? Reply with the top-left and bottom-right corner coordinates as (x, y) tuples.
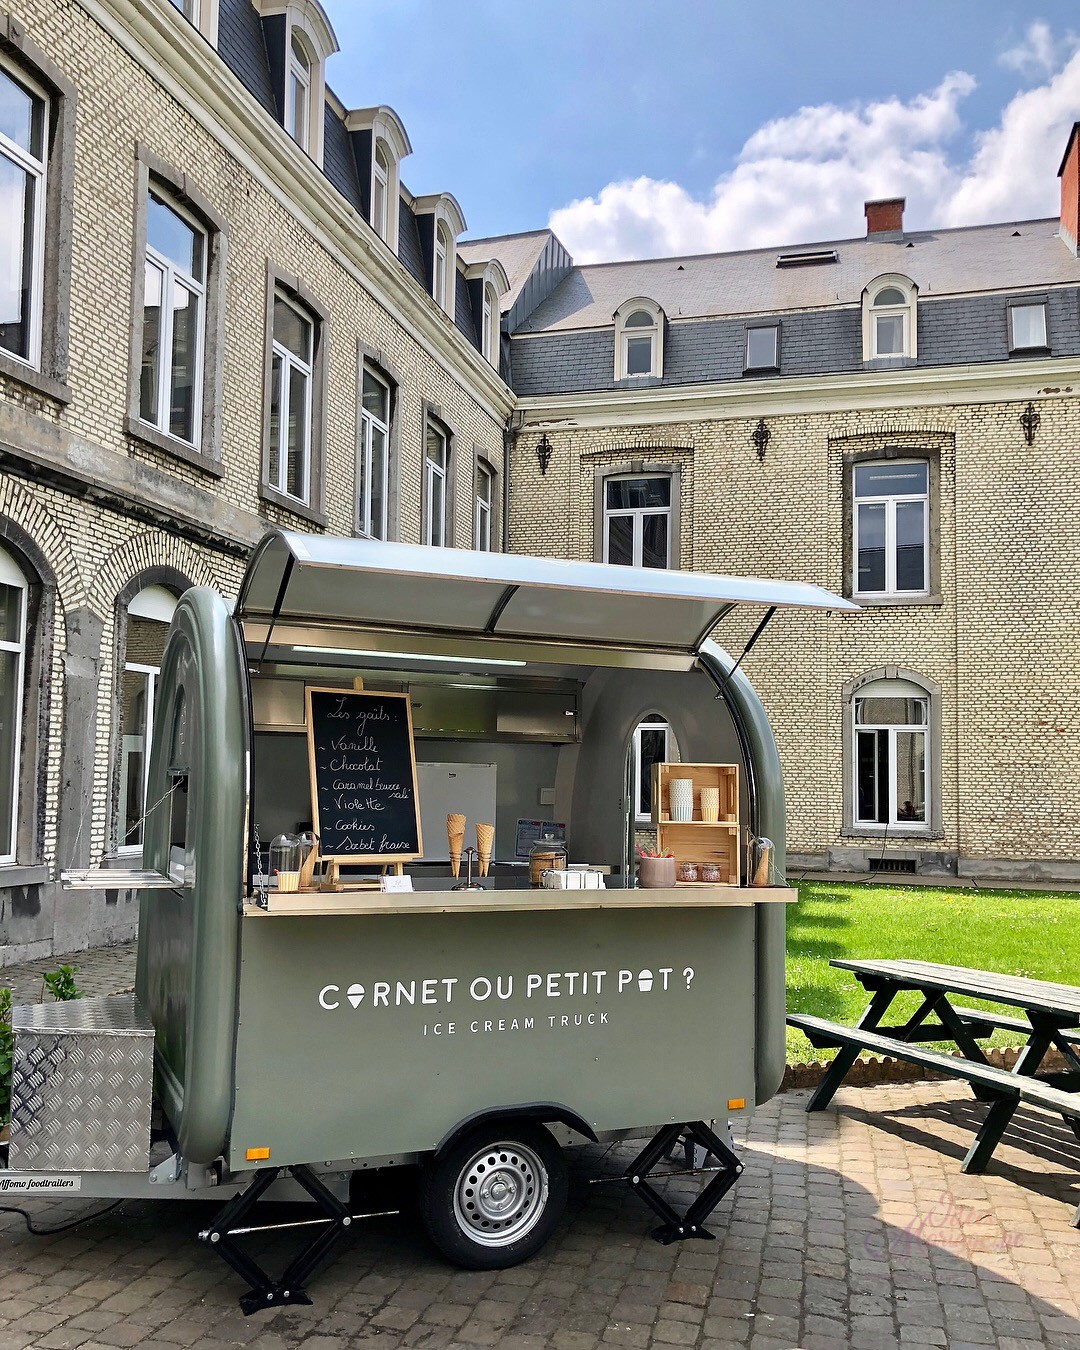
(652, 762), (740, 885)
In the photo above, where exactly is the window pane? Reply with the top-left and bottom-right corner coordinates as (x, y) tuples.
(606, 514), (633, 565)
(638, 726), (667, 815)
(425, 422), (447, 468)
(1011, 303), (1046, 349)
(894, 732), (926, 822)
(0, 581), (22, 644)
(874, 313), (904, 355)
(746, 325), (778, 369)
(854, 462), (927, 497)
(642, 512), (668, 569)
(286, 364), (309, 499)
(428, 468), (444, 546)
(0, 645), (19, 856)
(606, 476), (670, 510)
(855, 697), (927, 727)
(139, 259), (163, 423)
(168, 280), (199, 443)
(856, 502), (885, 591)
(268, 351), (283, 489)
(0, 66), (43, 158)
(273, 294), (311, 361)
(625, 335), (652, 375)
(147, 194), (203, 280)
(895, 499), (926, 591)
(477, 463), (493, 506)
(369, 423), (387, 538)
(855, 728), (887, 824)
(624, 310), (652, 328)
(372, 174), (386, 238)
(0, 152), (36, 360)
(362, 368), (389, 423)
(291, 32), (310, 70)
(873, 287), (906, 307)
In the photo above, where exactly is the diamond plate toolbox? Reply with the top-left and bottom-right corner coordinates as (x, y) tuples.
(8, 994), (154, 1172)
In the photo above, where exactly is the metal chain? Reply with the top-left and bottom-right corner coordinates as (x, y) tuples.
(89, 777), (181, 872)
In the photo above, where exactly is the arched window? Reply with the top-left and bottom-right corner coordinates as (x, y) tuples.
(255, 0), (338, 167)
(614, 298), (664, 380)
(372, 140), (390, 241)
(482, 283), (500, 364)
(631, 716), (679, 823)
(851, 676), (930, 829)
(118, 583), (179, 851)
(0, 546), (28, 863)
(862, 275), (917, 361)
(285, 31), (312, 150)
(346, 106), (412, 255)
(434, 222), (450, 311)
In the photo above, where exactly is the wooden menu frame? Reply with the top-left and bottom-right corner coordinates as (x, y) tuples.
(304, 686), (424, 865)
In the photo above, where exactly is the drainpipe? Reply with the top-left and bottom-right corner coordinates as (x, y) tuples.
(503, 408), (523, 553)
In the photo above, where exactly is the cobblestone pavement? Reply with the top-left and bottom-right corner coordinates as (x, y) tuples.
(1, 945), (1078, 1349)
(2, 941), (137, 1006)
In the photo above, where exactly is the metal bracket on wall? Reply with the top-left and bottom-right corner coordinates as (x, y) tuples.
(622, 1120), (743, 1244)
(197, 1164), (397, 1315)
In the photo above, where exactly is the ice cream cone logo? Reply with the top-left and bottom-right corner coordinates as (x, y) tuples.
(637, 970), (654, 992)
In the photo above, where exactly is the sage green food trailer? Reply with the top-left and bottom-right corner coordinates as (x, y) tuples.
(7, 532), (854, 1312)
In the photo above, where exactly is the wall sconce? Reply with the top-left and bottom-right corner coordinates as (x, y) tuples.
(751, 418), (771, 462)
(1019, 401), (1040, 447)
(536, 433), (553, 475)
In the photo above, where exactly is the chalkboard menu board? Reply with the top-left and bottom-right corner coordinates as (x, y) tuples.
(305, 687), (423, 863)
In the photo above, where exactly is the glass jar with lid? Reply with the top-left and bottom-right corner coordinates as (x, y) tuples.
(269, 833), (299, 881)
(529, 829), (567, 888)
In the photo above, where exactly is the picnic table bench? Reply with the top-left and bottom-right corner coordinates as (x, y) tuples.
(787, 959), (1080, 1227)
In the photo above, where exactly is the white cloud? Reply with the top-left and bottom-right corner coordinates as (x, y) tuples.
(549, 40), (1080, 264)
(1000, 20), (1076, 77)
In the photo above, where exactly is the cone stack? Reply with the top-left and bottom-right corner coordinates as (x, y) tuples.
(475, 823), (495, 877)
(447, 813), (466, 878)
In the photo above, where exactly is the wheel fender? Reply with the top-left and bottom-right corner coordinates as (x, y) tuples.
(435, 1103), (598, 1156)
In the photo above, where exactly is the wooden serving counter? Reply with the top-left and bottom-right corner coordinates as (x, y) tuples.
(242, 884), (796, 918)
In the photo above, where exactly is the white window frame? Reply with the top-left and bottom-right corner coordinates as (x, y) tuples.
(0, 549), (27, 864)
(631, 717), (678, 823)
(862, 275), (917, 362)
(372, 140), (390, 242)
(434, 224), (449, 311)
(269, 289), (314, 504)
(475, 459), (494, 551)
(118, 662), (158, 855)
(424, 420), (449, 547)
(745, 323), (780, 371)
(1009, 301), (1048, 352)
(603, 474), (672, 569)
(285, 30), (311, 151)
(482, 284), (500, 364)
(614, 297), (664, 380)
(141, 189), (207, 449)
(852, 687), (929, 831)
(0, 56), (49, 371)
(358, 363), (391, 539)
(852, 460), (930, 599)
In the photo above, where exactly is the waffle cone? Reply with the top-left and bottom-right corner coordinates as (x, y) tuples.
(475, 823), (494, 876)
(448, 814), (466, 878)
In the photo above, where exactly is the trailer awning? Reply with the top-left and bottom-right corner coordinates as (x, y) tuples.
(235, 532), (855, 663)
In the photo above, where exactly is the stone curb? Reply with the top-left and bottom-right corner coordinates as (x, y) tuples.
(782, 1043), (1070, 1091)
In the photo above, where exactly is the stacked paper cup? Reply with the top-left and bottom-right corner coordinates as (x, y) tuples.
(669, 778), (694, 822)
(700, 787), (720, 822)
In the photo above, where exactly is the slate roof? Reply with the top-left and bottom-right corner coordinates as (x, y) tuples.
(460, 231), (555, 312)
(514, 218), (1080, 333)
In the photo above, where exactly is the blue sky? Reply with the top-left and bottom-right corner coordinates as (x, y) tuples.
(320, 2), (1080, 261)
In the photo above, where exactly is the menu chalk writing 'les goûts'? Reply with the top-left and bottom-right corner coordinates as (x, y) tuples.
(305, 688), (423, 861)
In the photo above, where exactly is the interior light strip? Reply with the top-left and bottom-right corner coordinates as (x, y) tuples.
(293, 645), (527, 667)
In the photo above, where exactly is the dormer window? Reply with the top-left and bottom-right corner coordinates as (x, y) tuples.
(482, 284), (499, 362)
(286, 33), (311, 150)
(614, 297), (664, 380)
(254, 0), (339, 168)
(862, 275), (917, 362)
(345, 106), (412, 255)
(464, 259), (509, 367)
(413, 194), (467, 321)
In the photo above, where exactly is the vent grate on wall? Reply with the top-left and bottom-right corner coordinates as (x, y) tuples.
(869, 857), (917, 875)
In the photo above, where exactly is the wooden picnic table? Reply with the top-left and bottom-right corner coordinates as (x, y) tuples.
(787, 958), (1080, 1226)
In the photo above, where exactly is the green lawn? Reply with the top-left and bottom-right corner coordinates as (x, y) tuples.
(786, 881), (1080, 1064)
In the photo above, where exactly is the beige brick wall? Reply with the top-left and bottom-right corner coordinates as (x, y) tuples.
(510, 397), (1080, 870)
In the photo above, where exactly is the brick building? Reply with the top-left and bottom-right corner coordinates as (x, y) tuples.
(0, 0), (1078, 962)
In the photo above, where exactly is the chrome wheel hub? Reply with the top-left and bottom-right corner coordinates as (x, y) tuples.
(452, 1141), (548, 1247)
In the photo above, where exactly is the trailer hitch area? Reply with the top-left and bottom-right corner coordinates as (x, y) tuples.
(197, 1164), (397, 1315)
(622, 1121), (743, 1245)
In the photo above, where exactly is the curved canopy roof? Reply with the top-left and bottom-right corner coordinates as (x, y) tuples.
(236, 532), (855, 661)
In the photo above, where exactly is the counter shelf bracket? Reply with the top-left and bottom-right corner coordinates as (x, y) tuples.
(623, 1120), (743, 1245)
(198, 1163), (359, 1315)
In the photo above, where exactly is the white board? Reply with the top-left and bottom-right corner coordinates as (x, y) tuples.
(415, 762), (497, 863)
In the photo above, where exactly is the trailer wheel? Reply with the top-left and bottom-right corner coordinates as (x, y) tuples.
(420, 1121), (567, 1269)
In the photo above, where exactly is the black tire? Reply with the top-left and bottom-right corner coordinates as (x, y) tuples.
(419, 1120), (568, 1269)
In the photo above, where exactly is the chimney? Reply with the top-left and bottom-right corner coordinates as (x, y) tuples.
(1058, 122), (1080, 255)
(865, 197), (905, 240)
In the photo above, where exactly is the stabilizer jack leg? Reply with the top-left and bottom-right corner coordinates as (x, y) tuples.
(625, 1120), (743, 1244)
